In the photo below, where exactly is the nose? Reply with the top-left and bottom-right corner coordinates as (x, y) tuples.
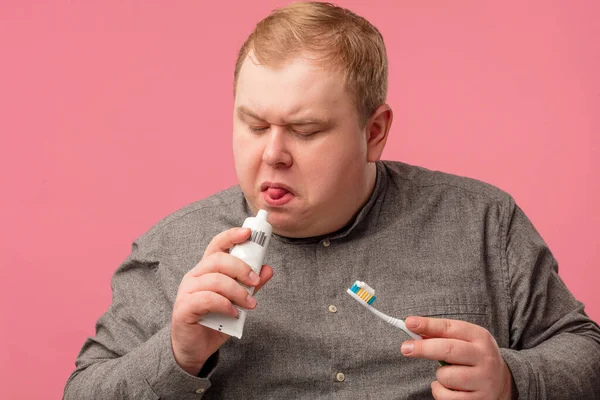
(262, 127), (292, 168)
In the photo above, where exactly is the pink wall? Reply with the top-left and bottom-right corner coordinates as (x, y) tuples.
(1, 1), (598, 398)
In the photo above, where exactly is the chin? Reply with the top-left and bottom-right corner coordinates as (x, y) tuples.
(263, 209), (303, 236)
(245, 194), (311, 236)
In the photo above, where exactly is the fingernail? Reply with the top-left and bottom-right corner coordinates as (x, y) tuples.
(248, 270), (260, 283)
(406, 317), (420, 329)
(247, 294), (257, 307)
(401, 342), (414, 355)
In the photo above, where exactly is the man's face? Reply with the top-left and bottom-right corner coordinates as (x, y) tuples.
(233, 54), (372, 238)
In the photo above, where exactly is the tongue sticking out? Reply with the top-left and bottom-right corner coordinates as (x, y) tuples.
(267, 187), (289, 200)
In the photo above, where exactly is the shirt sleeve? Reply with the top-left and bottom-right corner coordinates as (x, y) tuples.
(63, 240), (213, 400)
(500, 201), (600, 399)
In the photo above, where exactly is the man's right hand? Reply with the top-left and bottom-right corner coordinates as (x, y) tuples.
(171, 227), (274, 375)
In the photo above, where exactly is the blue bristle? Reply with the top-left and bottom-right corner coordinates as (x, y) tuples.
(367, 296), (376, 305)
(350, 283), (360, 293)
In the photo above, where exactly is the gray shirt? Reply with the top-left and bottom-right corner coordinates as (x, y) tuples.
(64, 161), (600, 399)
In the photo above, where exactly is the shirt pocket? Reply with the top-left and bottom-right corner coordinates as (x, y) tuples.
(392, 292), (491, 332)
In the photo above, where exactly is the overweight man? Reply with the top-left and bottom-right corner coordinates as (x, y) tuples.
(64, 2), (600, 399)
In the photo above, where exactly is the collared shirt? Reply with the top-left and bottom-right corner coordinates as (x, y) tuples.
(64, 160), (600, 399)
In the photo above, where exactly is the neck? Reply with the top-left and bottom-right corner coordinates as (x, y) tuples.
(356, 161), (378, 217)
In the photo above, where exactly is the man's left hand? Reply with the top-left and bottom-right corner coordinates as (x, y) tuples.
(400, 316), (514, 400)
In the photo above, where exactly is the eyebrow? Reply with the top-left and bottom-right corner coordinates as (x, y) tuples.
(236, 106), (330, 126)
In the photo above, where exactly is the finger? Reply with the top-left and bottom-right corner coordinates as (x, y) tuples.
(181, 273), (257, 310)
(189, 252), (261, 287)
(405, 316), (486, 342)
(253, 265), (274, 294)
(401, 338), (480, 365)
(175, 291), (239, 324)
(203, 227), (251, 258)
(431, 380), (470, 400)
(436, 365), (480, 392)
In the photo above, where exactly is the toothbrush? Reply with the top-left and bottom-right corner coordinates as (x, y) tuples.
(347, 280), (448, 366)
(347, 281), (422, 339)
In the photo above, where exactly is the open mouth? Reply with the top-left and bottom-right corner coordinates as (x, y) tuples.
(265, 187), (289, 199)
(260, 182), (295, 206)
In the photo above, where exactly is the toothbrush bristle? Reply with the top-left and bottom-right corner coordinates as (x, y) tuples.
(349, 281), (376, 305)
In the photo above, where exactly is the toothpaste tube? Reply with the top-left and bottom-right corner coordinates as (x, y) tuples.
(198, 209), (272, 338)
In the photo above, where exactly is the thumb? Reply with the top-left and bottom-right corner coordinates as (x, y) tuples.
(253, 265), (274, 294)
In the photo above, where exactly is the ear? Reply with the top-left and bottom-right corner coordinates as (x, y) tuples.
(365, 104), (393, 162)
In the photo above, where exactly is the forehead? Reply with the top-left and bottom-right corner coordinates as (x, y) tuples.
(234, 54), (352, 121)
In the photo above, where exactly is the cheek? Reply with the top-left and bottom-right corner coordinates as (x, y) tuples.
(233, 134), (262, 181)
(301, 140), (362, 194)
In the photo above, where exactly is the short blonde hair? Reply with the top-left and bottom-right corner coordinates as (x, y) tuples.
(234, 1), (388, 126)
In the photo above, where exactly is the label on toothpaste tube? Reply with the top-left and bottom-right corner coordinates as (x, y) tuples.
(250, 229), (268, 247)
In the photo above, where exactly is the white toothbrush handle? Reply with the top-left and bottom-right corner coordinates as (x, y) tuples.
(387, 317), (423, 340)
(347, 289), (422, 341)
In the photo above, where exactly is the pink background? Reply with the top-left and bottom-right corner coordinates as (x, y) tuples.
(1, 1), (598, 398)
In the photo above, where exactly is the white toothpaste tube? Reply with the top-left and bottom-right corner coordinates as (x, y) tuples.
(198, 209), (272, 338)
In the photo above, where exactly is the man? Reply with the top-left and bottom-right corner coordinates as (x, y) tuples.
(64, 2), (600, 399)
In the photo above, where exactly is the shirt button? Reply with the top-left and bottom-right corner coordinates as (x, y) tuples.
(195, 388), (205, 394)
(328, 305), (337, 313)
(322, 239), (331, 247)
(335, 372), (345, 382)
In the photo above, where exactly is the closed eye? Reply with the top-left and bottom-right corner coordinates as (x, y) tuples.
(293, 130), (321, 139)
(248, 126), (269, 133)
